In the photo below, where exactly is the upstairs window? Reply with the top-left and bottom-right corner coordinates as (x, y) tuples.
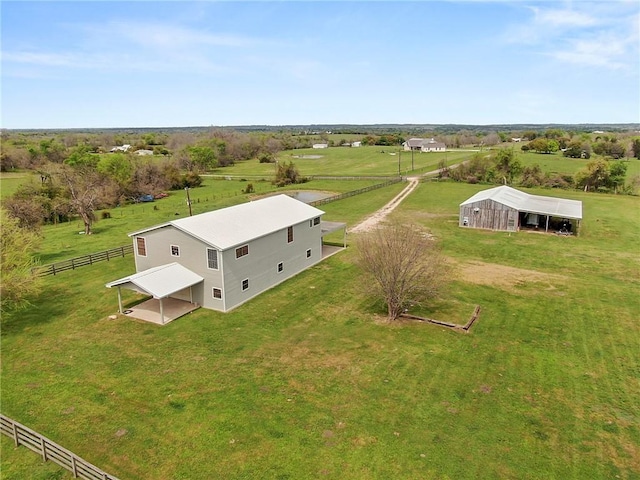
(277, 262), (284, 273)
(242, 279), (249, 291)
(236, 245), (249, 258)
(313, 217), (321, 226)
(306, 249), (312, 258)
(136, 237), (147, 256)
(287, 226), (294, 243)
(207, 248), (219, 270)
(170, 245), (180, 257)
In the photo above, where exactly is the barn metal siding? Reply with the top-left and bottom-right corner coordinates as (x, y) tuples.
(459, 199), (519, 232)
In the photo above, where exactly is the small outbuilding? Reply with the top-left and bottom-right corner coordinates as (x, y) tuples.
(459, 185), (582, 235)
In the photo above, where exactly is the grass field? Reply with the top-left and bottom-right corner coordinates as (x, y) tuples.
(211, 146), (474, 178)
(1, 177), (639, 479)
(30, 178), (401, 263)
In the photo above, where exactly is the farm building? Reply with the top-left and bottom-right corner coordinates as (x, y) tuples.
(106, 195), (346, 323)
(459, 186), (582, 234)
(402, 138), (446, 152)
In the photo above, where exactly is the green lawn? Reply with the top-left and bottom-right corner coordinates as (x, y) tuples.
(2, 180), (639, 479)
(0, 171), (39, 198)
(211, 146), (474, 178)
(32, 178), (397, 263)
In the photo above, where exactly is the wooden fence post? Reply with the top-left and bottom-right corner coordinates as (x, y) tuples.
(40, 436), (47, 461)
(12, 421), (19, 446)
(71, 455), (78, 477)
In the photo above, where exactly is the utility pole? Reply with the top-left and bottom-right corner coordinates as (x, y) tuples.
(185, 187), (193, 216)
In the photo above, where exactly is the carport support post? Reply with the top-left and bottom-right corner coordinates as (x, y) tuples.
(159, 298), (165, 325)
(116, 287), (123, 314)
(545, 215), (550, 233)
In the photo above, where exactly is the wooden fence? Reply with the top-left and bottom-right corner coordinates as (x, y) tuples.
(0, 414), (120, 480)
(33, 244), (133, 277)
(309, 177), (404, 207)
(32, 178), (401, 278)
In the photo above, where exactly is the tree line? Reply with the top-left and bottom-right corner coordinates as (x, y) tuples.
(441, 148), (638, 194)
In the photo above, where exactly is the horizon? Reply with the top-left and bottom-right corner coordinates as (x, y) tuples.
(2, 1), (639, 129)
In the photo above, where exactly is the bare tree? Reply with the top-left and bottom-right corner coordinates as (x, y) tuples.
(356, 223), (445, 321)
(55, 165), (115, 235)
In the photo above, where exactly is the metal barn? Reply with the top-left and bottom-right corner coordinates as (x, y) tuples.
(459, 186), (583, 235)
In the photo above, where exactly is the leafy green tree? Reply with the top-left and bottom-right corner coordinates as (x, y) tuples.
(65, 144), (99, 168)
(631, 139), (640, 159)
(574, 160), (610, 192)
(494, 148), (522, 185)
(274, 161), (305, 187)
(0, 209), (41, 313)
(97, 153), (133, 186)
(520, 164), (545, 188)
(187, 145), (217, 172)
(609, 161), (628, 193)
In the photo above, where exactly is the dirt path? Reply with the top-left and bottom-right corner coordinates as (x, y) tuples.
(348, 162), (467, 234)
(349, 176), (420, 233)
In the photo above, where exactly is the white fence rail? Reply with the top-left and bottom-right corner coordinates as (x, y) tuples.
(0, 414), (120, 480)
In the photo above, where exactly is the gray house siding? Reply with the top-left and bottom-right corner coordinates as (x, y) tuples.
(133, 227), (224, 308)
(459, 199), (518, 232)
(132, 219), (323, 313)
(221, 220), (322, 311)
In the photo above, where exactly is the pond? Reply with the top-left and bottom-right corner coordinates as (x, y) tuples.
(287, 190), (334, 203)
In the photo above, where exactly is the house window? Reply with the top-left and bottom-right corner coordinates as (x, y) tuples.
(306, 249), (312, 258)
(207, 248), (219, 270)
(287, 226), (294, 243)
(170, 245), (180, 257)
(236, 245), (249, 258)
(277, 262), (284, 273)
(212, 288), (222, 299)
(242, 279), (249, 291)
(136, 237), (147, 256)
(314, 217), (320, 226)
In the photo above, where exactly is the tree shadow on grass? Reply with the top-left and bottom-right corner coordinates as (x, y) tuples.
(1, 283), (71, 336)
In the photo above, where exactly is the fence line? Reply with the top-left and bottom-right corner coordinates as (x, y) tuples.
(33, 178), (402, 277)
(309, 177), (404, 207)
(33, 244), (133, 277)
(0, 414), (120, 480)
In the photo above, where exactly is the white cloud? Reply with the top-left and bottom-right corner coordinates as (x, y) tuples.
(504, 2), (639, 70)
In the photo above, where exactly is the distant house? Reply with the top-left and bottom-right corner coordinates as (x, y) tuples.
(110, 144), (131, 153)
(135, 149), (154, 156)
(351, 141), (361, 148)
(106, 195), (346, 323)
(313, 143), (329, 149)
(511, 138), (522, 142)
(459, 186), (582, 234)
(402, 138), (446, 152)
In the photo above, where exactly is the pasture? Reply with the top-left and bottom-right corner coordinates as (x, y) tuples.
(1, 176), (639, 479)
(212, 146), (473, 178)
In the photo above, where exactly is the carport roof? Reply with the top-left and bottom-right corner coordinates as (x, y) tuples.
(460, 186), (583, 219)
(106, 263), (203, 299)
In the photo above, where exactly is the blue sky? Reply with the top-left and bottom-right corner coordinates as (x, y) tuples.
(2, 1), (639, 129)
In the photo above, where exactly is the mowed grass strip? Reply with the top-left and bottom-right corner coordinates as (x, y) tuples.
(2, 182), (639, 479)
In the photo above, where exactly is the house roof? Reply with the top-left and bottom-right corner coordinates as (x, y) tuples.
(129, 194), (325, 250)
(106, 263), (203, 299)
(460, 185), (583, 219)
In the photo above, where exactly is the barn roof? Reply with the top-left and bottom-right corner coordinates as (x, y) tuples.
(129, 194), (325, 250)
(460, 186), (582, 219)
